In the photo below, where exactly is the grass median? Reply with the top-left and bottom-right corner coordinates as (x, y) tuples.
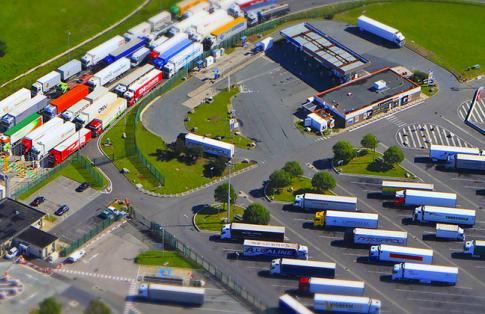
(267, 176), (333, 203)
(135, 250), (197, 268)
(194, 204), (245, 232)
(337, 151), (410, 178)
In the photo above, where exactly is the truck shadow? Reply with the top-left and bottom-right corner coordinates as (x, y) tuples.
(344, 26), (401, 49)
(129, 296), (203, 308)
(356, 257), (395, 266)
(451, 252), (485, 260)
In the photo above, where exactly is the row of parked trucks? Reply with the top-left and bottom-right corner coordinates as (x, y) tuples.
(428, 144), (485, 171)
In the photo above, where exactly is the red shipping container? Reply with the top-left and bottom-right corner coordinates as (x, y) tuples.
(49, 128), (92, 166)
(50, 85), (89, 114)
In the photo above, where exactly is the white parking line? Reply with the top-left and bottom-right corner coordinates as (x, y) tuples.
(367, 270), (388, 274)
(411, 298), (484, 307)
(319, 235), (339, 239)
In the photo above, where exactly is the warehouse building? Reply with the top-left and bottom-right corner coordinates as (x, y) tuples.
(304, 111), (335, 133)
(13, 226), (59, 259)
(280, 22), (369, 82)
(313, 67), (421, 128)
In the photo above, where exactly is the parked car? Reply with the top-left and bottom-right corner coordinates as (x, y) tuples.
(55, 205), (70, 216)
(76, 182), (90, 192)
(5, 247), (18, 260)
(30, 196), (45, 207)
(98, 208), (115, 219)
(65, 250), (86, 263)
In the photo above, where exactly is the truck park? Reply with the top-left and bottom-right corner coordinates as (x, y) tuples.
(0, 1), (485, 314)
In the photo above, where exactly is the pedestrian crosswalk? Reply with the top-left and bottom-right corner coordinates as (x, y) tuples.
(395, 123), (473, 150)
(386, 115), (407, 128)
(55, 268), (135, 283)
(124, 281), (141, 314)
(458, 98), (485, 123)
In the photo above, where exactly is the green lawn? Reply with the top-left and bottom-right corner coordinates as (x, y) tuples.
(334, 1), (485, 80)
(135, 250), (197, 268)
(18, 156), (108, 200)
(268, 176), (333, 203)
(338, 151), (410, 178)
(0, 0), (178, 98)
(194, 204), (245, 232)
(102, 107), (254, 194)
(186, 87), (253, 148)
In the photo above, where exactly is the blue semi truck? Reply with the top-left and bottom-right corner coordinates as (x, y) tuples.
(152, 38), (193, 69)
(103, 38), (148, 64)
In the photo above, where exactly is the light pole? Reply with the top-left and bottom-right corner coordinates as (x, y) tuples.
(227, 161), (232, 223)
(210, 166), (214, 178)
(66, 31), (71, 61)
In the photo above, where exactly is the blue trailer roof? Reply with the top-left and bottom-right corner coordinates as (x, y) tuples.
(157, 39), (193, 66)
(104, 38), (147, 63)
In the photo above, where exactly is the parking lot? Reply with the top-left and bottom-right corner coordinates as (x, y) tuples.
(458, 98), (485, 123)
(395, 123), (474, 150)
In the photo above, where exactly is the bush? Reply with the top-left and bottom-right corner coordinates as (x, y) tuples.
(268, 169), (292, 190)
(243, 203), (270, 225)
(311, 172), (336, 192)
(39, 297), (62, 314)
(84, 299), (111, 314)
(332, 140), (355, 164)
(357, 149), (369, 157)
(214, 183), (237, 207)
(204, 156), (228, 177)
(283, 161), (303, 178)
(411, 70), (428, 84)
(383, 146), (404, 165)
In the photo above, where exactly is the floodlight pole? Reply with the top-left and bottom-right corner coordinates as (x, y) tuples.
(227, 161), (232, 223)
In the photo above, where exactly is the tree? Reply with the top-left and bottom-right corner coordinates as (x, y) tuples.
(411, 70), (428, 84)
(243, 203), (270, 225)
(187, 145), (204, 160)
(205, 156), (228, 177)
(311, 172), (336, 192)
(283, 161), (303, 178)
(172, 138), (187, 157)
(214, 183), (237, 209)
(268, 169), (292, 190)
(383, 146), (404, 166)
(332, 140), (355, 164)
(84, 299), (111, 314)
(361, 133), (378, 160)
(39, 297), (62, 314)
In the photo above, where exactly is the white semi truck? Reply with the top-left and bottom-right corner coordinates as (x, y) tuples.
(299, 278), (365, 296)
(163, 42), (204, 78)
(81, 35), (126, 68)
(314, 294), (381, 314)
(314, 211), (378, 229)
(435, 223), (464, 241)
(413, 206), (476, 226)
(357, 15), (405, 47)
(32, 71), (61, 95)
(270, 258), (336, 278)
(294, 193), (357, 211)
(391, 262), (458, 285)
(369, 244), (433, 264)
(88, 58), (131, 87)
(464, 240), (485, 257)
(138, 283), (205, 305)
(395, 189), (457, 207)
(220, 223), (285, 241)
(429, 144), (483, 162)
(113, 64), (154, 95)
(352, 228), (408, 246)
(243, 240), (308, 260)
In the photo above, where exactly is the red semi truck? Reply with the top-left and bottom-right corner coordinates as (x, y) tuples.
(44, 85), (90, 118)
(49, 128), (92, 166)
(87, 98), (127, 137)
(123, 69), (163, 106)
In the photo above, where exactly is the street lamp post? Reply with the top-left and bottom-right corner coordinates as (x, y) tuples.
(66, 31), (71, 61)
(227, 161), (232, 223)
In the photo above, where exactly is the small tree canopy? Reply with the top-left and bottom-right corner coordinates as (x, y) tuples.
(205, 156), (227, 177)
(383, 146), (404, 165)
(214, 183), (237, 205)
(311, 172), (336, 192)
(39, 297), (62, 314)
(243, 203), (270, 225)
(268, 169), (292, 190)
(84, 299), (111, 314)
(332, 140), (355, 164)
(187, 145), (204, 160)
(361, 134), (378, 150)
(411, 70), (428, 84)
(283, 161), (303, 178)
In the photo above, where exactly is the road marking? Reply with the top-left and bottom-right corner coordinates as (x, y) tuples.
(319, 235), (339, 239)
(367, 270), (388, 274)
(88, 253), (99, 262)
(396, 123), (473, 150)
(410, 298), (484, 307)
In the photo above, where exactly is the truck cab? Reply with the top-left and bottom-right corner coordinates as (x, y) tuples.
(87, 120), (103, 137)
(220, 224), (232, 239)
(294, 194), (304, 208)
(297, 246), (309, 260)
(464, 240), (485, 256)
(270, 259), (281, 274)
(163, 63), (177, 79)
(413, 207), (422, 221)
(395, 32), (405, 47)
(313, 211), (324, 227)
(391, 264), (402, 280)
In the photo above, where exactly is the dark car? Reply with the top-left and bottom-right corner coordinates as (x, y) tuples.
(76, 182), (90, 192)
(30, 196), (45, 207)
(55, 205), (70, 216)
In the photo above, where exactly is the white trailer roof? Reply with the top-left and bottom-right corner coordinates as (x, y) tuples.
(473, 240), (485, 246)
(153, 33), (188, 53)
(128, 69), (162, 92)
(86, 35), (125, 56)
(310, 278), (364, 289)
(402, 262), (458, 273)
(436, 223), (461, 231)
(304, 193), (357, 204)
(147, 283), (205, 294)
(0, 88), (31, 112)
(314, 293), (376, 305)
(8, 94), (46, 117)
(116, 64), (154, 87)
(358, 15), (400, 34)
(421, 206), (475, 216)
(279, 258), (335, 269)
(148, 11), (171, 25)
(25, 117), (64, 140)
(53, 128), (90, 152)
(405, 189), (456, 199)
(96, 98), (127, 123)
(326, 210), (377, 220)
(244, 240), (298, 249)
(354, 228), (407, 238)
(37, 71), (59, 83)
(174, 10), (210, 32)
(186, 132), (235, 151)
(377, 244), (433, 256)
(455, 153), (485, 161)
(382, 180), (434, 190)
(231, 223), (284, 233)
(279, 294), (314, 314)
(430, 144), (480, 154)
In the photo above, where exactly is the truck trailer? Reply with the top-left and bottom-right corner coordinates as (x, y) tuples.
(205, 16), (247, 49)
(150, 33), (189, 59)
(148, 11), (172, 31)
(270, 258), (335, 278)
(1, 114), (43, 153)
(357, 15), (405, 47)
(254, 37), (273, 52)
(299, 278), (365, 296)
(153, 39), (193, 69)
(0, 88), (31, 119)
(168, 10), (210, 36)
(189, 10), (234, 41)
(185, 133), (235, 159)
(314, 211), (378, 229)
(81, 35), (126, 68)
(56, 59), (82, 81)
(123, 22), (152, 41)
(163, 42), (204, 78)
(104, 38), (148, 64)
(294, 193), (357, 211)
(22, 117), (65, 153)
(60, 100), (91, 121)
(88, 58), (131, 87)
(279, 294), (314, 314)
(447, 154), (485, 171)
(85, 86), (109, 103)
(436, 223), (464, 241)
(413, 205), (476, 226)
(314, 294), (381, 314)
(149, 36), (169, 50)
(395, 189), (457, 207)
(44, 85), (90, 119)
(130, 47), (151, 66)
(429, 144), (482, 162)
(257, 2), (289, 23)
(170, 0), (209, 16)
(86, 98), (127, 137)
(464, 240), (485, 257)
(113, 64), (154, 95)
(352, 228), (407, 246)
(138, 283), (205, 305)
(381, 180), (434, 196)
(244, 1), (280, 26)
(30, 121), (76, 159)
(49, 128), (91, 166)
(220, 223), (285, 241)
(124, 69), (163, 105)
(32, 71), (61, 95)
(73, 92), (118, 126)
(391, 262), (458, 285)
(1, 94), (48, 131)
(243, 240), (308, 260)
(369, 244), (433, 264)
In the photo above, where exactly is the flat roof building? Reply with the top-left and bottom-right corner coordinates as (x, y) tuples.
(314, 67), (421, 127)
(280, 22), (369, 82)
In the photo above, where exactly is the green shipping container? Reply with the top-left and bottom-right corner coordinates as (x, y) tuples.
(4, 113), (43, 144)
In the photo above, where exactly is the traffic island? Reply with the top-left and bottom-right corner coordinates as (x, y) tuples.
(266, 176), (333, 203)
(336, 151), (413, 179)
(194, 204), (245, 232)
